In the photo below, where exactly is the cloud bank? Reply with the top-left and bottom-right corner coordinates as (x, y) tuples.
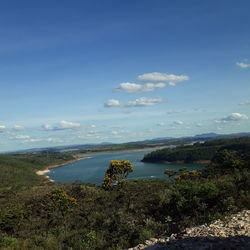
(114, 72), (189, 94)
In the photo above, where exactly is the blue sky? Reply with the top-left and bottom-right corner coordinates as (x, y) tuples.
(0, 0), (250, 152)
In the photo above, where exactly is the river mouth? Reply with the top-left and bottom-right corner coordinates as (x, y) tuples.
(48, 149), (204, 185)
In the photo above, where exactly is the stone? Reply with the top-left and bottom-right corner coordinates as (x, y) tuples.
(129, 210), (250, 249)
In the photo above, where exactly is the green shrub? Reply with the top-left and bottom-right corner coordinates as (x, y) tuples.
(0, 237), (18, 248)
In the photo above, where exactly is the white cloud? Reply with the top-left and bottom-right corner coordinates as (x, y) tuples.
(116, 82), (141, 93)
(42, 120), (82, 131)
(168, 82), (176, 87)
(94, 135), (108, 140)
(220, 113), (248, 122)
(81, 130), (100, 138)
(23, 138), (42, 143)
(15, 135), (30, 139)
(154, 82), (165, 88)
(236, 62), (250, 69)
(104, 97), (164, 108)
(166, 110), (185, 115)
(0, 125), (6, 132)
(12, 125), (24, 131)
(115, 82), (166, 93)
(173, 120), (184, 125)
(239, 101), (250, 105)
(78, 135), (86, 139)
(29, 138), (42, 142)
(157, 122), (165, 126)
(59, 120), (81, 129)
(166, 109), (205, 115)
(137, 72), (189, 84)
(22, 137), (63, 143)
(42, 124), (54, 131)
(123, 111), (132, 114)
(104, 99), (121, 107)
(86, 130), (99, 137)
(110, 130), (123, 138)
(115, 72), (187, 94)
(45, 137), (63, 143)
(126, 97), (164, 107)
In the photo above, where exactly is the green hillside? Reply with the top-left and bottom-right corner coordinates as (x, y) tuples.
(142, 137), (250, 163)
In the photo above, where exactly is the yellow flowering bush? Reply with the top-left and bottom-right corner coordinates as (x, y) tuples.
(102, 160), (133, 190)
(175, 170), (201, 181)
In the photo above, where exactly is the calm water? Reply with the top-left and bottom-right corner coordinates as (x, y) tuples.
(48, 149), (204, 185)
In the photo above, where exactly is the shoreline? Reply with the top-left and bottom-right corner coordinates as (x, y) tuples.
(74, 146), (164, 158)
(142, 160), (211, 165)
(36, 158), (83, 182)
(36, 146), (163, 183)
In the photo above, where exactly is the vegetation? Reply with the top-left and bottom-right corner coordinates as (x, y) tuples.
(69, 136), (214, 155)
(0, 137), (249, 249)
(72, 143), (153, 155)
(142, 137), (250, 163)
(102, 160), (133, 190)
(0, 152), (74, 196)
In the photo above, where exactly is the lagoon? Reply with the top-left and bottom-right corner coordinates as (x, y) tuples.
(48, 149), (204, 185)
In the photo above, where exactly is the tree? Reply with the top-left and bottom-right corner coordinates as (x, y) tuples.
(212, 150), (244, 170)
(102, 160), (133, 190)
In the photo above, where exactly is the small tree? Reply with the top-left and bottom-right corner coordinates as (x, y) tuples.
(102, 160), (133, 190)
(46, 190), (77, 234)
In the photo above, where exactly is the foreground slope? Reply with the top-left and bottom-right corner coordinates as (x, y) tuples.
(130, 210), (250, 249)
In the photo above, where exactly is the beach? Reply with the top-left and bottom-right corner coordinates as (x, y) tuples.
(35, 158), (83, 182)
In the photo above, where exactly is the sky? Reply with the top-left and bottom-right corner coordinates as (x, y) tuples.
(0, 0), (250, 152)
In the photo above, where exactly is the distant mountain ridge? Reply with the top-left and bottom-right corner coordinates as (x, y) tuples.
(194, 133), (221, 138)
(7, 132), (250, 154)
(194, 132), (250, 139)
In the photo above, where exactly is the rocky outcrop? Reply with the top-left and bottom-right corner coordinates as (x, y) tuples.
(129, 210), (250, 250)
